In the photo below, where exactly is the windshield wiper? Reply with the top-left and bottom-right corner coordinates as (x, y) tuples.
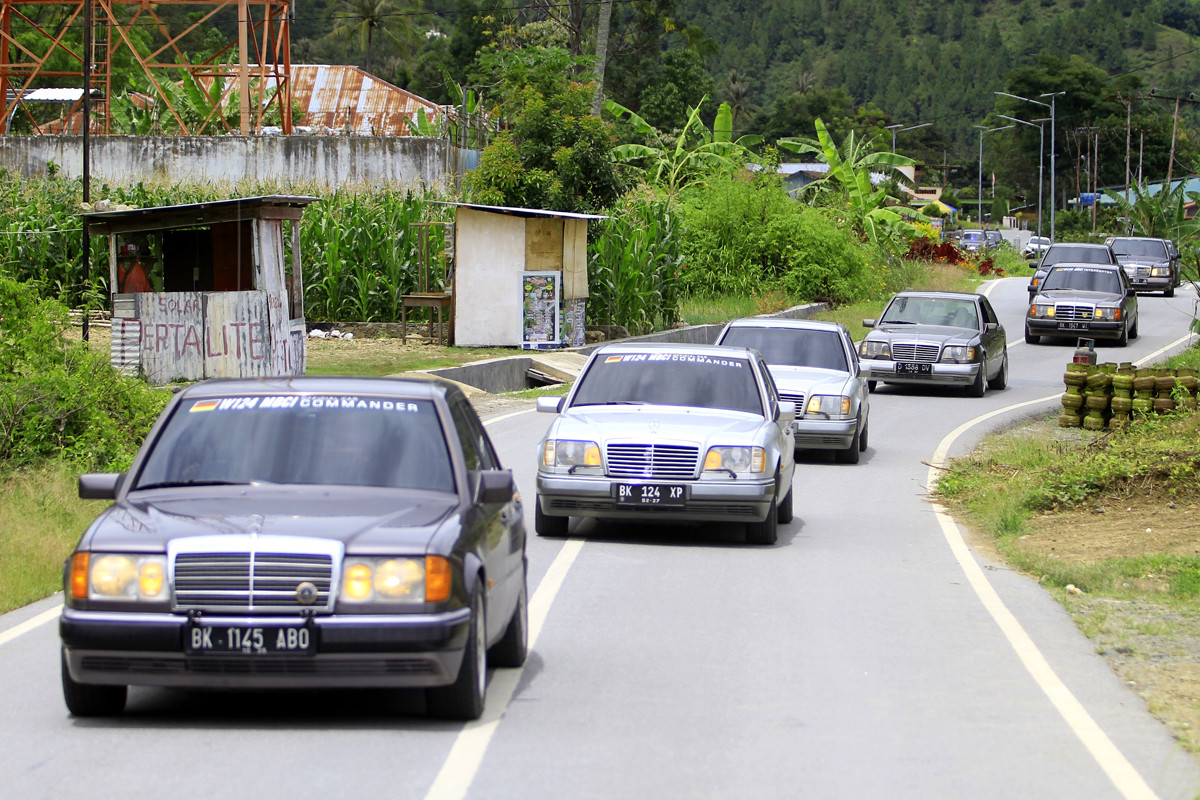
(880, 319), (916, 325)
(133, 479), (255, 490)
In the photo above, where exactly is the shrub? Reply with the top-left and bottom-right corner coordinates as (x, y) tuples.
(0, 278), (168, 472)
(587, 198), (684, 334)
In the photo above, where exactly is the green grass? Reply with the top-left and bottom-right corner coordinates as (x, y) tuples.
(304, 341), (522, 377)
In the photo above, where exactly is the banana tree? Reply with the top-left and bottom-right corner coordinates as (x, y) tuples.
(605, 96), (762, 204)
(1102, 180), (1200, 242)
(778, 118), (923, 247)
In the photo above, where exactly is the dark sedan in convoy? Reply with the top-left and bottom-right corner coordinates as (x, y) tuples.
(1106, 236), (1180, 296)
(1025, 263), (1139, 346)
(859, 291), (1009, 397)
(60, 377), (527, 721)
(535, 343), (797, 545)
(714, 318), (869, 464)
(1028, 241), (1117, 297)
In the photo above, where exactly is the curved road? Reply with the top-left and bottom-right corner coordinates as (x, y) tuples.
(4, 276), (1200, 799)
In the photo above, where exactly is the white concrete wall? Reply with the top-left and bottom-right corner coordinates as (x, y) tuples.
(0, 135), (477, 188)
(454, 208), (526, 347)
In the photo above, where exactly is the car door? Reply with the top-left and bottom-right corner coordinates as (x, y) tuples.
(756, 356), (795, 491)
(977, 296), (1007, 369)
(1118, 269), (1138, 329)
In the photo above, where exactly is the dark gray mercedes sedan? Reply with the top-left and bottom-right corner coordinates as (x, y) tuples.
(60, 376), (527, 721)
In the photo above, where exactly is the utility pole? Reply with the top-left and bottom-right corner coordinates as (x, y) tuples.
(1146, 89), (1200, 188)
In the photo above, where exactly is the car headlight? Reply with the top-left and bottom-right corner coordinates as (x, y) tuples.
(542, 439), (602, 472)
(703, 446), (765, 474)
(940, 345), (976, 364)
(339, 556), (451, 604)
(805, 395), (853, 418)
(859, 339), (890, 359)
(1094, 306), (1121, 320)
(1151, 266), (1170, 277)
(1029, 303), (1055, 319)
(70, 552), (168, 601)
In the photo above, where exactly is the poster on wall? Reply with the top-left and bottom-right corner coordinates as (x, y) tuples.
(522, 271), (561, 349)
(562, 298), (586, 348)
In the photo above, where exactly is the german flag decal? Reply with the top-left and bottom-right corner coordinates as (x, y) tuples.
(189, 400), (219, 413)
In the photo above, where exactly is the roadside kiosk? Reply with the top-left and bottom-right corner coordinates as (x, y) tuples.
(81, 196), (319, 384)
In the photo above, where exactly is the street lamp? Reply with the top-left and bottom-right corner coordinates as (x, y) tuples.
(975, 124), (1013, 226)
(996, 90), (1065, 242)
(886, 122), (932, 153)
(997, 114), (1045, 240)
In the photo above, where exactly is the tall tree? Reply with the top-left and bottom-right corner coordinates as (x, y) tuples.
(327, 0), (422, 75)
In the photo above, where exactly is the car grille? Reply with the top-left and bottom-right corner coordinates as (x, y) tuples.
(606, 443), (699, 479)
(890, 343), (940, 362)
(173, 552), (335, 613)
(777, 391), (806, 409)
(1054, 305), (1095, 321)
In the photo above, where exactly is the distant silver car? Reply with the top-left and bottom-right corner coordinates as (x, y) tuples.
(714, 318), (869, 464)
(534, 342), (797, 545)
(859, 291), (1009, 397)
(1022, 236), (1051, 260)
(1106, 236), (1180, 296)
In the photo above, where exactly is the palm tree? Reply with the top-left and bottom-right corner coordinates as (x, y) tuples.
(327, 0), (421, 76)
(720, 69), (758, 136)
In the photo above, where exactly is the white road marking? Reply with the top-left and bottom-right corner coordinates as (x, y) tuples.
(424, 538), (585, 800)
(0, 605), (61, 648)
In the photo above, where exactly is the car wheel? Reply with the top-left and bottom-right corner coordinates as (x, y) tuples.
(1166, 285), (1176, 298)
(776, 486), (794, 525)
(1115, 321), (1129, 347)
(858, 419), (869, 451)
(867, 380), (877, 392)
(1130, 315), (1139, 340)
(835, 418), (862, 464)
(746, 497), (778, 545)
(535, 501), (569, 537)
(61, 649), (126, 717)
(488, 566), (528, 669)
(968, 359), (987, 398)
(427, 588), (487, 721)
(1024, 325), (1040, 345)
(988, 352), (1009, 390)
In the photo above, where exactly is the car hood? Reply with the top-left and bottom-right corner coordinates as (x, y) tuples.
(551, 405), (770, 444)
(1034, 289), (1123, 304)
(768, 365), (854, 396)
(869, 323), (977, 342)
(1115, 255), (1169, 267)
(82, 488), (457, 552)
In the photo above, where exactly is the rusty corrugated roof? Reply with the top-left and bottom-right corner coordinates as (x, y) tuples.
(290, 65), (444, 136)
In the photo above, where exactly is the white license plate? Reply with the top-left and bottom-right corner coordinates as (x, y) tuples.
(616, 483), (686, 507)
(186, 624), (313, 655)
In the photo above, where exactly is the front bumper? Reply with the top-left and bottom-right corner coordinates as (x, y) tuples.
(60, 606), (471, 689)
(536, 473), (775, 522)
(1126, 274), (1173, 292)
(859, 360), (980, 387)
(792, 417), (857, 450)
(1026, 318), (1125, 340)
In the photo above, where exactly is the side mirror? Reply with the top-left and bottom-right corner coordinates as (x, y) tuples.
(776, 401), (796, 423)
(79, 473), (123, 500)
(862, 319), (876, 329)
(474, 469), (515, 504)
(536, 396), (565, 414)
(984, 322), (998, 332)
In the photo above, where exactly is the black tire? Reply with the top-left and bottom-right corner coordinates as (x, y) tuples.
(746, 497), (778, 545)
(858, 419), (869, 451)
(488, 566), (528, 669)
(776, 487), (794, 525)
(1130, 315), (1139, 340)
(535, 501), (569, 538)
(1166, 285), (1176, 298)
(968, 358), (987, 398)
(867, 380), (877, 392)
(834, 419), (862, 464)
(1115, 321), (1129, 347)
(988, 353), (1009, 390)
(61, 649), (126, 717)
(1024, 325), (1040, 345)
(427, 590), (487, 721)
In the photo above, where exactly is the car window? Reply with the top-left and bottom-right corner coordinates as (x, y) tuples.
(880, 296), (978, 328)
(449, 394), (499, 471)
(961, 232), (985, 243)
(134, 395), (456, 492)
(1042, 267), (1123, 294)
(717, 326), (849, 372)
(979, 297), (999, 326)
(1044, 246), (1113, 265)
(1110, 239), (1168, 259)
(571, 352), (764, 415)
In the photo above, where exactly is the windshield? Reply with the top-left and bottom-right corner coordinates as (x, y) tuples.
(879, 296), (978, 329)
(961, 232), (984, 243)
(1042, 267), (1123, 294)
(719, 327), (849, 372)
(134, 395), (455, 492)
(1045, 247), (1112, 265)
(1110, 239), (1168, 259)
(572, 353), (763, 415)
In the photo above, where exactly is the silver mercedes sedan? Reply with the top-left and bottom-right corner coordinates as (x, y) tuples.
(534, 342), (797, 545)
(715, 318), (869, 464)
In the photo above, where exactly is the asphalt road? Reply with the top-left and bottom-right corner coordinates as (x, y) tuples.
(4, 276), (1200, 799)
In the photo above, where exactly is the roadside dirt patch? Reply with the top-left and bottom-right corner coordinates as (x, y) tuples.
(1016, 495), (1200, 565)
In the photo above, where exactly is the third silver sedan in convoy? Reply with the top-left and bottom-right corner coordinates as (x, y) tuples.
(859, 291), (1009, 397)
(715, 318), (869, 464)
